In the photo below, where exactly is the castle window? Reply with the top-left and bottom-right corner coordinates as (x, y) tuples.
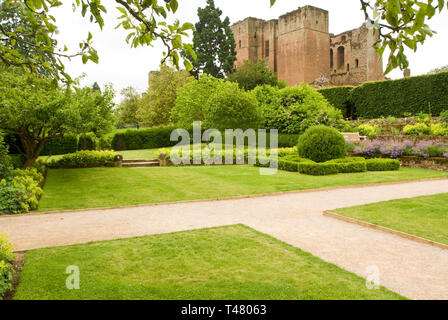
(239, 40), (242, 49)
(265, 40), (270, 57)
(355, 59), (359, 68)
(347, 64), (350, 72)
(330, 49), (334, 69)
(342, 35), (346, 42)
(337, 46), (345, 69)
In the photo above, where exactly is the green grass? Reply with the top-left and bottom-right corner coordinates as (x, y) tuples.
(119, 148), (162, 160)
(13, 225), (404, 300)
(38, 165), (448, 212)
(334, 193), (448, 245)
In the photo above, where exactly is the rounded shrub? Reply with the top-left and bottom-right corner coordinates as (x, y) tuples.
(297, 126), (346, 163)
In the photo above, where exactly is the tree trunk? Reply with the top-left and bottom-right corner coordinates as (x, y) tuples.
(20, 135), (46, 168)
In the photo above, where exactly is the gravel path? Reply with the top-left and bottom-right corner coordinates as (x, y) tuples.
(1, 179), (448, 300)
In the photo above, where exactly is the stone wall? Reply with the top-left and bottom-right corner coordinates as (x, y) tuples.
(231, 5), (384, 87)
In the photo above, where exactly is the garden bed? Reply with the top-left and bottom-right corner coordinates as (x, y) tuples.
(399, 156), (448, 172)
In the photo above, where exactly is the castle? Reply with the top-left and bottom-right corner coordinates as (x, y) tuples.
(231, 5), (384, 87)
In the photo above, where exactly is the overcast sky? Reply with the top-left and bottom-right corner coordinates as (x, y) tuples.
(51, 0), (448, 102)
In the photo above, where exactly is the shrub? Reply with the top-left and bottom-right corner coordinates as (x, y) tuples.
(49, 150), (117, 168)
(351, 72), (448, 118)
(9, 155), (25, 170)
(0, 137), (12, 181)
(280, 154), (312, 163)
(366, 159), (400, 171)
(0, 233), (14, 299)
(40, 134), (78, 156)
(297, 126), (346, 163)
(426, 145), (447, 158)
(255, 84), (345, 134)
(278, 160), (299, 172)
(357, 124), (380, 137)
(98, 135), (113, 150)
(0, 168), (43, 214)
(228, 60), (278, 91)
(78, 133), (98, 151)
(318, 86), (355, 118)
(430, 123), (448, 136)
(326, 158), (367, 173)
(277, 134), (301, 148)
(205, 82), (261, 131)
(111, 126), (178, 151)
(298, 162), (339, 176)
(440, 110), (448, 122)
(403, 123), (431, 136)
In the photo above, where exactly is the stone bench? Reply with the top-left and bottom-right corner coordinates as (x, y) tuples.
(342, 132), (367, 143)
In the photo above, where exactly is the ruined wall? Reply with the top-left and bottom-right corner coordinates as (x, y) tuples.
(231, 6), (384, 87)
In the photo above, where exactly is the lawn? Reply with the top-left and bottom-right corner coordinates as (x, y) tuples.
(13, 225), (404, 300)
(38, 165), (448, 211)
(334, 193), (448, 245)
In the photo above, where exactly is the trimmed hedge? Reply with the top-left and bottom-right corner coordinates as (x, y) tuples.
(41, 135), (78, 156)
(48, 150), (117, 168)
(351, 72), (448, 118)
(327, 158), (367, 173)
(298, 162), (339, 176)
(278, 160), (299, 172)
(366, 159), (400, 171)
(111, 126), (179, 151)
(319, 86), (355, 119)
(78, 134), (98, 151)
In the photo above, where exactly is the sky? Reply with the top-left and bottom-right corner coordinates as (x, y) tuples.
(51, 0), (448, 102)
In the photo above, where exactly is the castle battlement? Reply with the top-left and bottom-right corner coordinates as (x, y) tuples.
(231, 6), (384, 86)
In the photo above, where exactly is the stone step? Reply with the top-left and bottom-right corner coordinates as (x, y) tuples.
(122, 161), (160, 168)
(122, 159), (158, 164)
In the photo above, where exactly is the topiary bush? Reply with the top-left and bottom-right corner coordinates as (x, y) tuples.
(297, 126), (346, 163)
(366, 159), (400, 171)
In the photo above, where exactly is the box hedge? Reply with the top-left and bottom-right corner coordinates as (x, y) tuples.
(351, 72), (448, 118)
(298, 162), (339, 176)
(366, 159), (400, 171)
(319, 86), (355, 119)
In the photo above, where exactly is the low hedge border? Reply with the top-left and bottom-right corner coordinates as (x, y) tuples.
(366, 159), (401, 171)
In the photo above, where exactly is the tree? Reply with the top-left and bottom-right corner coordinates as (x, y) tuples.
(137, 66), (194, 127)
(116, 87), (141, 128)
(0, 0), (195, 82)
(269, 0), (448, 74)
(428, 65), (448, 74)
(228, 60), (278, 91)
(190, 0), (236, 78)
(0, 68), (115, 167)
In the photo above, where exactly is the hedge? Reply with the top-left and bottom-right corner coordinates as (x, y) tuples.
(319, 86), (355, 119)
(48, 150), (117, 168)
(278, 160), (299, 172)
(111, 126), (181, 151)
(366, 159), (400, 171)
(351, 72), (448, 118)
(298, 162), (339, 176)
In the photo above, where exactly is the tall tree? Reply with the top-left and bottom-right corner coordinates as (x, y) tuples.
(116, 87), (141, 128)
(190, 0), (236, 78)
(137, 66), (194, 127)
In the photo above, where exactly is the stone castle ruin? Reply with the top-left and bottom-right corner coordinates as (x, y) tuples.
(231, 5), (384, 87)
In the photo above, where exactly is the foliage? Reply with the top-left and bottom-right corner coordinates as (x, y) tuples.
(358, 124), (381, 136)
(278, 160), (299, 172)
(366, 159), (401, 171)
(115, 87), (141, 128)
(0, 233), (14, 299)
(0, 69), (115, 167)
(228, 60), (278, 91)
(403, 123), (431, 136)
(318, 86), (355, 119)
(171, 75), (222, 127)
(0, 0), (195, 81)
(255, 84), (345, 134)
(137, 66), (194, 127)
(111, 126), (178, 151)
(78, 133), (98, 151)
(205, 82), (260, 131)
(297, 126), (346, 163)
(350, 72), (448, 118)
(298, 162), (339, 176)
(41, 135), (79, 156)
(0, 168), (43, 214)
(440, 110), (448, 122)
(428, 65), (448, 74)
(430, 123), (448, 136)
(188, 0), (236, 78)
(0, 136), (12, 181)
(48, 150), (116, 168)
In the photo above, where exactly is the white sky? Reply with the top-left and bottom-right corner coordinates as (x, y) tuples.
(51, 0), (448, 102)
